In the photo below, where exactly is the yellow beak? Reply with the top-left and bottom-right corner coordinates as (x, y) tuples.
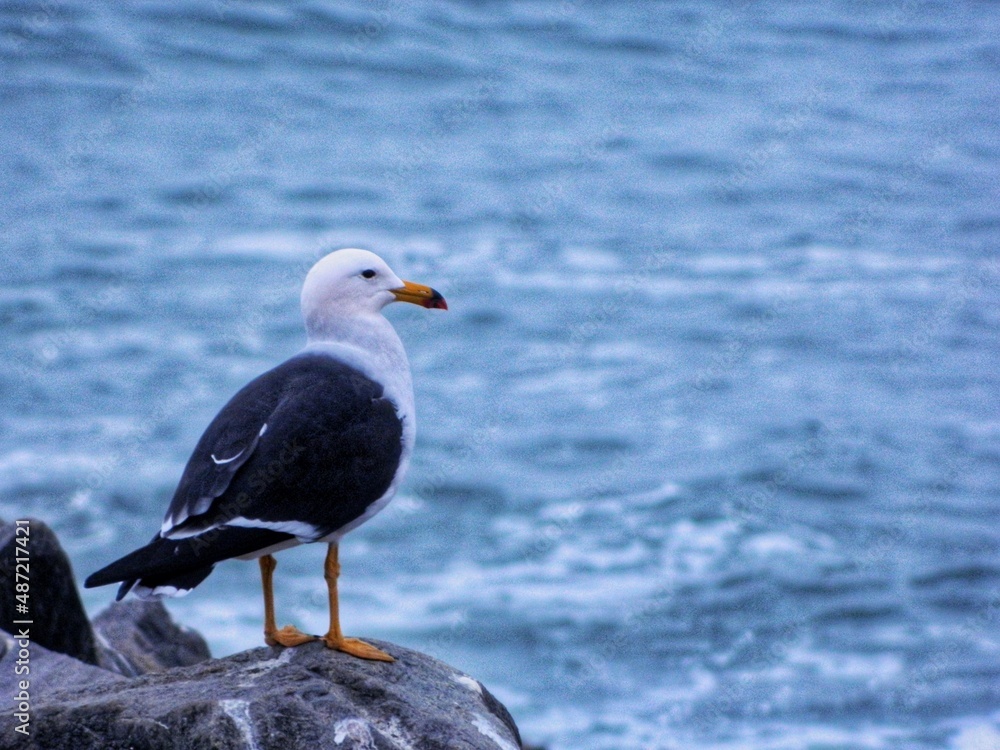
(391, 280), (448, 310)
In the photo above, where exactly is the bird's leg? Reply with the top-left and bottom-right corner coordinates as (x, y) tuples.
(259, 554), (316, 647)
(321, 544), (394, 661)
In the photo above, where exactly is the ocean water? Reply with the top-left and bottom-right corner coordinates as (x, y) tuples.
(3, 2), (1000, 748)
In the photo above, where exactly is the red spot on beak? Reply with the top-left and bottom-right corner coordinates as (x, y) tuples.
(424, 290), (447, 310)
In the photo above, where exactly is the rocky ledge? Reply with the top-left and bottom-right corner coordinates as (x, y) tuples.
(0, 520), (524, 750)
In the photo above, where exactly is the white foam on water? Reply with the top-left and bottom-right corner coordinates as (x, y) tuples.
(950, 722), (1000, 750)
(691, 253), (771, 273)
(215, 231), (317, 258)
(947, 712), (1000, 750)
(0, 449), (108, 482)
(659, 519), (742, 580)
(782, 643), (903, 682)
(209, 229), (452, 266)
(626, 481), (683, 507)
(740, 531), (810, 556)
(561, 246), (622, 271)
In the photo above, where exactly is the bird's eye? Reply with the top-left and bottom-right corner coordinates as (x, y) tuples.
(361, 269), (376, 279)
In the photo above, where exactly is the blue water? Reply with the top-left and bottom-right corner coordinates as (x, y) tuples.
(3, 2), (1000, 747)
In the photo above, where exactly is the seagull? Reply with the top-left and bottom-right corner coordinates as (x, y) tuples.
(86, 248), (447, 661)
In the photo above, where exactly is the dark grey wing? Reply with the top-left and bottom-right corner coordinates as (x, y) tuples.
(160, 361), (292, 538)
(161, 353), (404, 542)
(219, 358), (404, 539)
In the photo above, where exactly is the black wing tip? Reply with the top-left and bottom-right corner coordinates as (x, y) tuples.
(84, 569), (115, 589)
(115, 580), (135, 601)
(84, 568), (133, 599)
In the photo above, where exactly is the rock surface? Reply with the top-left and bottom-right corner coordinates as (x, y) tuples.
(0, 521), (525, 749)
(0, 632), (124, 699)
(0, 639), (523, 750)
(0, 517), (99, 665)
(92, 599), (212, 676)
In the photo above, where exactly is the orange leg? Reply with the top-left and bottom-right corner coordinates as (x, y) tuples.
(321, 544), (393, 661)
(259, 554), (316, 647)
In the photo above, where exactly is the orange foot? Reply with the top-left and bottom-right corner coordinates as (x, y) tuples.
(265, 625), (317, 647)
(322, 635), (394, 662)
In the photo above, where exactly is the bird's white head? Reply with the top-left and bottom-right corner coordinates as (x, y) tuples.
(301, 248), (447, 340)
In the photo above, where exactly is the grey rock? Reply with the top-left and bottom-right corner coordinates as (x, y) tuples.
(92, 599), (211, 676)
(0, 521), (527, 748)
(0, 517), (99, 665)
(0, 639), (523, 750)
(0, 631), (124, 709)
